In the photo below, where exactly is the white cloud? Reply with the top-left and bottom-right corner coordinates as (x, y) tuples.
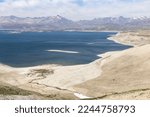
(0, 0), (150, 20)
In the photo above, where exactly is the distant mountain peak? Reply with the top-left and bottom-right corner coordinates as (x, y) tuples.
(51, 15), (66, 20)
(132, 16), (149, 20)
(56, 15), (63, 18)
(0, 15), (18, 19)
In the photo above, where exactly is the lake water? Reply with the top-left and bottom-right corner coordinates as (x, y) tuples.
(0, 31), (131, 67)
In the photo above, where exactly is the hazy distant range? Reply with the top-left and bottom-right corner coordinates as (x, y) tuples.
(0, 15), (150, 32)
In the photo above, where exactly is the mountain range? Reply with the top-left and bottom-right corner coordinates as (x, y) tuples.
(0, 15), (150, 31)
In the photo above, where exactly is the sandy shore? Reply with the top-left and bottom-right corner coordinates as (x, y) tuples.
(0, 30), (150, 100)
(109, 30), (150, 47)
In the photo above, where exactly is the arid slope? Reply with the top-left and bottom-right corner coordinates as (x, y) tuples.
(73, 44), (150, 99)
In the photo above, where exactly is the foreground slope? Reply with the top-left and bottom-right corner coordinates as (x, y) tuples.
(73, 44), (150, 99)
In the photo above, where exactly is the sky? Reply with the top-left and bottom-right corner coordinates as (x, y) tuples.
(0, 0), (150, 20)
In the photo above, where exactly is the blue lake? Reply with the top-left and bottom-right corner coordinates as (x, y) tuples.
(0, 31), (131, 67)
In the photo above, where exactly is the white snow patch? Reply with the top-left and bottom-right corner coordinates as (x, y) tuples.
(74, 93), (92, 99)
(46, 50), (79, 54)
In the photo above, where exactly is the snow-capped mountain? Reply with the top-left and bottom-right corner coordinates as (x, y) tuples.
(0, 15), (149, 31)
(0, 15), (74, 31)
(77, 16), (150, 30)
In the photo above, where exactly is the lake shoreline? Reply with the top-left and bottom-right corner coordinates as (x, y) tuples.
(1, 30), (150, 100)
(0, 31), (130, 68)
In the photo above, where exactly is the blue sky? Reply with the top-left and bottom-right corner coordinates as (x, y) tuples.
(0, 0), (4, 2)
(0, 0), (149, 20)
(73, 0), (84, 6)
